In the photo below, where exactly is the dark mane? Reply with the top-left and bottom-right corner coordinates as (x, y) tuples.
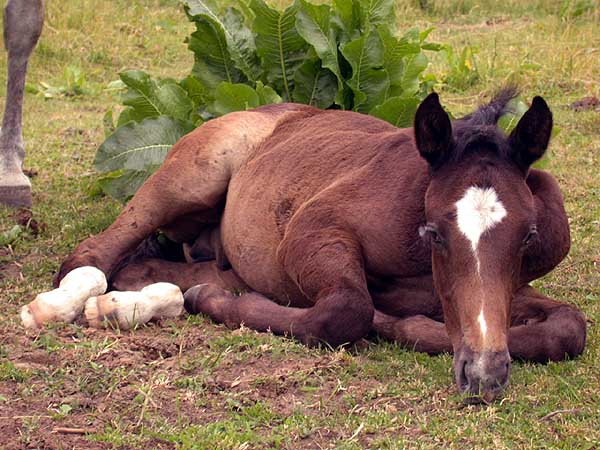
(449, 87), (520, 164)
(459, 86), (519, 126)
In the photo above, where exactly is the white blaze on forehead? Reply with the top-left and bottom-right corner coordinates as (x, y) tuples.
(455, 186), (507, 252)
(455, 186), (506, 342)
(478, 309), (488, 339)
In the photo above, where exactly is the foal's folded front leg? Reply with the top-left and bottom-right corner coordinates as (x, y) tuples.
(371, 285), (587, 362)
(185, 230), (374, 347)
(508, 285), (586, 362)
(372, 310), (452, 354)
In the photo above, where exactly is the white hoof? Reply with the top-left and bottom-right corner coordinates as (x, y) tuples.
(85, 282), (184, 330)
(21, 266), (107, 329)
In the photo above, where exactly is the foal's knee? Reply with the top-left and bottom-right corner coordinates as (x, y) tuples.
(545, 306), (586, 361)
(308, 283), (374, 347)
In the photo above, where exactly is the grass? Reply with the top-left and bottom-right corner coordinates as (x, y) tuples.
(1, 0), (599, 448)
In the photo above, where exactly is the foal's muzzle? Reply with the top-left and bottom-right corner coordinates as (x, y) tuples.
(454, 346), (511, 403)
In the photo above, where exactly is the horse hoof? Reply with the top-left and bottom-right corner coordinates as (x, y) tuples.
(85, 283), (184, 330)
(183, 283), (230, 315)
(0, 168), (32, 208)
(21, 266), (107, 329)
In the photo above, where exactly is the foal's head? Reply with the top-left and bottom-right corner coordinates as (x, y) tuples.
(414, 90), (553, 401)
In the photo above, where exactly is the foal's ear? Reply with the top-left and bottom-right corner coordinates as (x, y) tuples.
(414, 93), (453, 168)
(509, 96), (553, 170)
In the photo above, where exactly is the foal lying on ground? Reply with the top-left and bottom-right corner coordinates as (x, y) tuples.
(55, 90), (586, 402)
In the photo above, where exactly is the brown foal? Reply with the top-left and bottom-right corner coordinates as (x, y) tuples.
(56, 90), (586, 401)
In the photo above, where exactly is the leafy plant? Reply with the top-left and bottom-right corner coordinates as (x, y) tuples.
(35, 66), (93, 98)
(439, 44), (480, 92)
(0, 225), (24, 247)
(94, 0), (444, 203)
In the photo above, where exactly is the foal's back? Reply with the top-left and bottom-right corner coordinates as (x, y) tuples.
(221, 105), (430, 301)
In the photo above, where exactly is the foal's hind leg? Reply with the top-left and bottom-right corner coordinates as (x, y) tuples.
(110, 258), (247, 292)
(185, 229), (374, 347)
(55, 112), (281, 286)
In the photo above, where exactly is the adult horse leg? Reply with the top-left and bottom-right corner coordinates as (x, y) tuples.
(185, 230), (374, 347)
(0, 0), (44, 207)
(55, 112), (278, 285)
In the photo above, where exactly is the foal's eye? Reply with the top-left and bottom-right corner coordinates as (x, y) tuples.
(522, 227), (538, 247)
(420, 224), (444, 246)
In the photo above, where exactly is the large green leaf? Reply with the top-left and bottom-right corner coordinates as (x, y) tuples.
(399, 52), (428, 96)
(331, 0), (361, 44)
(341, 30), (389, 112)
(378, 27), (419, 95)
(293, 58), (337, 109)
(369, 95), (420, 128)
(250, 0), (308, 101)
(498, 98), (529, 134)
(188, 20), (244, 89)
(183, 0), (260, 82)
(94, 1), (449, 202)
(119, 71), (194, 123)
(210, 82), (260, 116)
(357, 0), (396, 30)
(180, 75), (209, 125)
(180, 75), (209, 108)
(221, 7), (261, 81)
(255, 81), (283, 105)
(94, 116), (194, 173)
(295, 0), (344, 105)
(94, 169), (157, 204)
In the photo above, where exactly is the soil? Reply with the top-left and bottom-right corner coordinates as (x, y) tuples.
(569, 96), (600, 112)
(12, 209), (46, 237)
(1, 319), (387, 449)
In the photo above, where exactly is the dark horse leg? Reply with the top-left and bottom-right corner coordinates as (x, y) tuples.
(185, 228), (374, 347)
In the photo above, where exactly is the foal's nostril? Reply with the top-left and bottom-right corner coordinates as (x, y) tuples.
(455, 348), (511, 401)
(499, 361), (510, 385)
(459, 359), (469, 390)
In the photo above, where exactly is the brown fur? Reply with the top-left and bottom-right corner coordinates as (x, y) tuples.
(56, 95), (586, 401)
